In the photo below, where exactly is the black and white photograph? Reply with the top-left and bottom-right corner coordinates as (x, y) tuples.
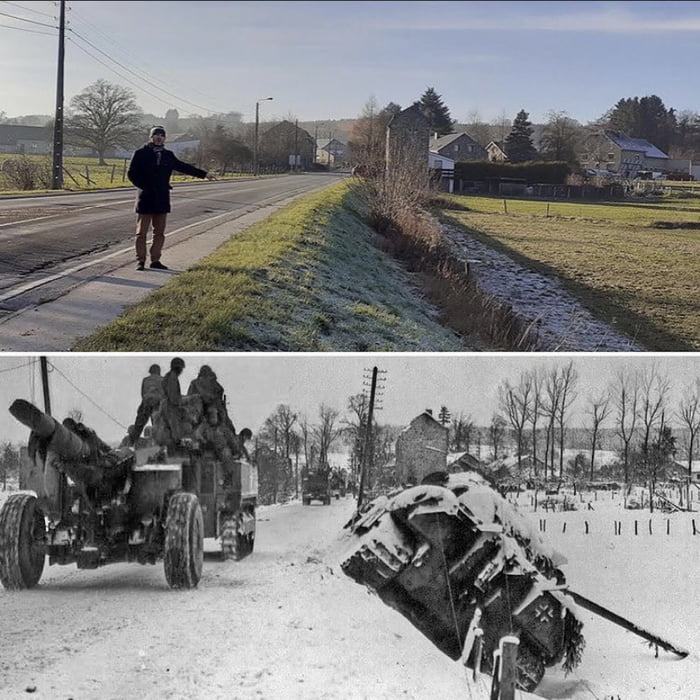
(0, 353), (697, 699)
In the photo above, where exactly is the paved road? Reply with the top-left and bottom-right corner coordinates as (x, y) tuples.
(0, 173), (344, 350)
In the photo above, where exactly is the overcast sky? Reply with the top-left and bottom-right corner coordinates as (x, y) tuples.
(1, 353), (699, 446)
(1, 1), (699, 125)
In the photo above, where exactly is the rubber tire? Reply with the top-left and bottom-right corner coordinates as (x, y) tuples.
(0, 493), (46, 590)
(163, 492), (203, 589)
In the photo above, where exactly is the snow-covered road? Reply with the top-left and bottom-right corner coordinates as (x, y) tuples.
(1, 493), (697, 700)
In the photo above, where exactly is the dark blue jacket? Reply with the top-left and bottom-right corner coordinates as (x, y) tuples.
(127, 143), (207, 214)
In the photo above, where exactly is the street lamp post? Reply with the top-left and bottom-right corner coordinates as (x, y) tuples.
(254, 97), (273, 176)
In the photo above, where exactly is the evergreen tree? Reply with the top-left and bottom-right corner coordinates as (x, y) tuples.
(604, 94), (676, 152)
(415, 87), (455, 136)
(504, 109), (538, 163)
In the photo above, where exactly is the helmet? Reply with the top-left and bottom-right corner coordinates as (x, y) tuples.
(149, 364), (161, 374)
(171, 357), (185, 370)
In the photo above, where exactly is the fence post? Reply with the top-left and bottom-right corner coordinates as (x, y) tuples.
(503, 199), (508, 214)
(110, 164), (116, 183)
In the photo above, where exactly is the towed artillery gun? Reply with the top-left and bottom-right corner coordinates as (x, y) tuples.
(1, 375), (257, 591)
(341, 470), (688, 692)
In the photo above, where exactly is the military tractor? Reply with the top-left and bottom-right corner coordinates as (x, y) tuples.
(1, 384), (257, 591)
(341, 470), (688, 692)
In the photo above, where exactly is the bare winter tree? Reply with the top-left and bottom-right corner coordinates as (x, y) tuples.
(543, 365), (564, 482)
(343, 393), (370, 485)
(266, 404), (298, 491)
(677, 378), (700, 507)
(637, 364), (670, 486)
(498, 373), (532, 478)
(314, 404), (343, 470)
(451, 411), (475, 452)
(586, 390), (612, 482)
(489, 413), (507, 461)
(66, 79), (143, 164)
(556, 362), (579, 482)
(528, 368), (545, 477)
(613, 369), (640, 495)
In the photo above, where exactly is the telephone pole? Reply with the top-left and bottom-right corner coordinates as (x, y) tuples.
(357, 366), (386, 510)
(51, 0), (66, 190)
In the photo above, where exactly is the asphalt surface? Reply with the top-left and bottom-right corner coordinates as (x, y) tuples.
(0, 174), (343, 351)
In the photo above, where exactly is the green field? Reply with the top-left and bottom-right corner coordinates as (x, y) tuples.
(438, 193), (700, 351)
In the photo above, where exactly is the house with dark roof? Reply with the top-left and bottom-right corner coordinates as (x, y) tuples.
(315, 137), (346, 166)
(0, 124), (52, 155)
(580, 130), (669, 178)
(430, 131), (487, 162)
(259, 120), (315, 170)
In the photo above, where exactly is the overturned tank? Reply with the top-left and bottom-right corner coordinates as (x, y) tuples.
(341, 471), (585, 692)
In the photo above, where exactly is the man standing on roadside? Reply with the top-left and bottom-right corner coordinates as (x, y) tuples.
(127, 126), (216, 271)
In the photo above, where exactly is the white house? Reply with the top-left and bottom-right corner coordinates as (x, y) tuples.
(428, 150), (454, 193)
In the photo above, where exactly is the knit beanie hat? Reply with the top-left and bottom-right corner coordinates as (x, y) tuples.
(150, 126), (166, 137)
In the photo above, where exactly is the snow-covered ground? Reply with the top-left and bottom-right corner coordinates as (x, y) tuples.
(0, 487), (697, 699)
(442, 224), (645, 351)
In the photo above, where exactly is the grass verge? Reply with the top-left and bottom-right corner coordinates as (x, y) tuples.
(73, 182), (467, 352)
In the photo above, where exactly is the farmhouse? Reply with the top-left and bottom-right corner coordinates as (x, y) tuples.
(430, 131), (487, 162)
(315, 137), (346, 166)
(394, 410), (448, 485)
(580, 129), (669, 178)
(0, 124), (52, 155)
(259, 120), (315, 170)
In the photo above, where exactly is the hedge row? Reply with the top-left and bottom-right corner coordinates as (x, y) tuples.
(453, 160), (572, 184)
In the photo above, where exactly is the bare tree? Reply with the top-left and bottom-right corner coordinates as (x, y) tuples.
(451, 411), (475, 452)
(613, 369), (640, 493)
(314, 404), (342, 470)
(343, 393), (370, 484)
(556, 362), (578, 481)
(489, 414), (507, 461)
(677, 378), (700, 506)
(586, 391), (612, 482)
(66, 79), (143, 164)
(498, 373), (532, 478)
(528, 368), (545, 477)
(637, 364), (670, 486)
(542, 365), (564, 482)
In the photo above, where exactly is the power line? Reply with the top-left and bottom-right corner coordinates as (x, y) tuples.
(69, 6), (227, 112)
(68, 28), (222, 115)
(49, 360), (128, 431)
(0, 8), (56, 28)
(0, 21), (54, 35)
(0, 1), (55, 18)
(0, 359), (33, 374)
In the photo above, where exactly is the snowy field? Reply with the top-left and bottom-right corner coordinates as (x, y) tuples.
(0, 486), (697, 699)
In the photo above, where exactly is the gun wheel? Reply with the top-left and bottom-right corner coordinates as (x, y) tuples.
(163, 492), (203, 589)
(0, 493), (46, 590)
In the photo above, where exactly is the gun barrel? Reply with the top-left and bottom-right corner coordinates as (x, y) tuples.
(10, 398), (90, 460)
(566, 589), (689, 659)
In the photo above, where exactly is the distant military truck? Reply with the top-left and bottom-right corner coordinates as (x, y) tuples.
(301, 467), (331, 505)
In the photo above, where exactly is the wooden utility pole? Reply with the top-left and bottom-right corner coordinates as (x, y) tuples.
(51, 0), (66, 190)
(357, 367), (378, 510)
